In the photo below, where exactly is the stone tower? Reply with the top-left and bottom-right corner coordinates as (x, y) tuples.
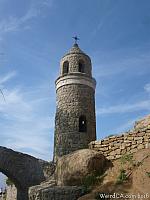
(54, 42), (96, 161)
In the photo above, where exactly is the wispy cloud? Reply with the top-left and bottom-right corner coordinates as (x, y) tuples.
(144, 83), (150, 94)
(104, 115), (144, 136)
(90, 2), (120, 39)
(42, 0), (53, 7)
(0, 0), (53, 37)
(97, 83), (150, 115)
(93, 49), (150, 78)
(97, 99), (150, 115)
(0, 71), (17, 85)
(0, 72), (54, 161)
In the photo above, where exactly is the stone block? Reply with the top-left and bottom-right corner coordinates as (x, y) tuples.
(124, 140), (132, 143)
(130, 149), (137, 154)
(127, 137), (134, 140)
(137, 140), (143, 144)
(107, 155), (115, 160)
(116, 155), (121, 159)
(145, 143), (150, 148)
(137, 132), (145, 137)
(111, 146), (118, 151)
(109, 151), (116, 156)
(127, 147), (131, 151)
(102, 140), (110, 145)
(137, 144), (144, 150)
(126, 143), (132, 147)
(29, 186), (84, 200)
(134, 137), (143, 141)
(121, 149), (127, 154)
(116, 149), (121, 154)
(132, 141), (137, 145)
(131, 145), (137, 149)
(120, 145), (125, 150)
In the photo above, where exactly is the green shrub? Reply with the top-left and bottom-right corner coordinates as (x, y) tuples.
(116, 169), (128, 184)
(6, 178), (14, 186)
(146, 172), (150, 177)
(82, 171), (104, 192)
(120, 153), (133, 165)
(82, 174), (97, 192)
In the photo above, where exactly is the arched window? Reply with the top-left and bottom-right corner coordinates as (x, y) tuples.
(78, 60), (84, 73)
(62, 61), (69, 74)
(79, 115), (87, 132)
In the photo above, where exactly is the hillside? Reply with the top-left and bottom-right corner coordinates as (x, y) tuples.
(78, 148), (150, 200)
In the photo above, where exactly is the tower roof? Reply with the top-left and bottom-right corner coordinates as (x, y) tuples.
(62, 43), (90, 59)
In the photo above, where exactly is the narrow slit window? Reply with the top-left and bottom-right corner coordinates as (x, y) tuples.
(79, 115), (87, 132)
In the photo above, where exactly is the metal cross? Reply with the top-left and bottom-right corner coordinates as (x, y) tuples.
(72, 36), (80, 44)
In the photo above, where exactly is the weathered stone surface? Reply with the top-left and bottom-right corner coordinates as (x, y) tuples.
(29, 185), (85, 200)
(54, 44), (96, 161)
(0, 146), (54, 200)
(5, 185), (17, 200)
(89, 115), (150, 160)
(137, 144), (144, 150)
(55, 149), (106, 186)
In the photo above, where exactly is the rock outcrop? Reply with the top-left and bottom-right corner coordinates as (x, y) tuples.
(78, 148), (150, 200)
(55, 149), (106, 186)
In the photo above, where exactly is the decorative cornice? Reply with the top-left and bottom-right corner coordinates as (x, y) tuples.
(55, 75), (96, 91)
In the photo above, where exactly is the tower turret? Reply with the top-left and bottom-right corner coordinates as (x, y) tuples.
(54, 42), (96, 161)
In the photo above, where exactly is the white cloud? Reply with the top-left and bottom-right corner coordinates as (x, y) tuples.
(97, 99), (150, 115)
(42, 0), (53, 7)
(0, 72), (54, 161)
(93, 48), (150, 78)
(0, 71), (17, 86)
(109, 118), (140, 135)
(144, 83), (150, 94)
(96, 83), (150, 116)
(0, 0), (53, 37)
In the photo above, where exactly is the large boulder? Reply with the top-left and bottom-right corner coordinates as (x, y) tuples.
(55, 149), (106, 186)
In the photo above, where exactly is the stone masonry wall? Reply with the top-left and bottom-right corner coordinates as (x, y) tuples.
(61, 54), (92, 77)
(60, 45), (92, 77)
(6, 185), (17, 200)
(89, 115), (150, 160)
(54, 44), (96, 161)
(29, 186), (84, 200)
(54, 84), (96, 160)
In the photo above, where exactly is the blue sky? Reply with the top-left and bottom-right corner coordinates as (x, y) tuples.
(0, 0), (150, 187)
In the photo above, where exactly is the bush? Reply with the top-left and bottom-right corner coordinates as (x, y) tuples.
(116, 169), (128, 184)
(146, 172), (150, 177)
(120, 153), (133, 165)
(6, 178), (14, 186)
(82, 171), (104, 192)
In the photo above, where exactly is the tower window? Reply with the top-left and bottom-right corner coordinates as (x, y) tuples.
(78, 60), (84, 73)
(79, 115), (87, 132)
(62, 61), (69, 74)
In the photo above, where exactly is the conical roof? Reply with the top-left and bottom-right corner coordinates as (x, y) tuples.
(62, 43), (90, 58)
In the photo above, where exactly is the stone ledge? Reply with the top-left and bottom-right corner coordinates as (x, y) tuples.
(29, 186), (85, 200)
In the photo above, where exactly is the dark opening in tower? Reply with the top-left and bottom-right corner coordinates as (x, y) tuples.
(79, 115), (87, 132)
(78, 60), (84, 73)
(62, 61), (69, 74)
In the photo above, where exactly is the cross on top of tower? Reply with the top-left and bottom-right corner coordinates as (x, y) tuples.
(72, 36), (80, 45)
